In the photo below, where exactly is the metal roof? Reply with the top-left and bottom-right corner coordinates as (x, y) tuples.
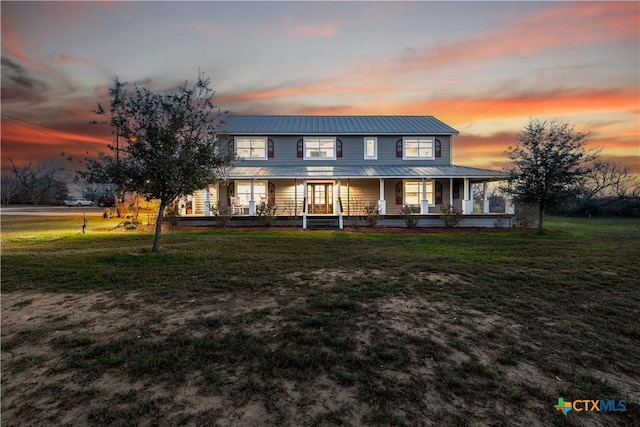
(226, 165), (508, 180)
(222, 116), (459, 135)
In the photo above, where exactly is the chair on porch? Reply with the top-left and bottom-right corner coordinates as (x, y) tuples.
(230, 197), (244, 214)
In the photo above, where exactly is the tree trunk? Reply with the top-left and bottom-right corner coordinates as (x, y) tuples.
(538, 203), (545, 234)
(152, 199), (167, 253)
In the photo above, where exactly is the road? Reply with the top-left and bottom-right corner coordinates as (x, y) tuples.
(0, 206), (108, 217)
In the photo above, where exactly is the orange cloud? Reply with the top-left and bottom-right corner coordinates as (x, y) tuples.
(256, 88), (638, 122)
(402, 89), (639, 123)
(1, 120), (110, 149)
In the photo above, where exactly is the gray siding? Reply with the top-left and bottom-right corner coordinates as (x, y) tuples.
(229, 134), (452, 167)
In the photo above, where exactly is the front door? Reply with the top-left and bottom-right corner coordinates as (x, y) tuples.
(308, 183), (333, 214)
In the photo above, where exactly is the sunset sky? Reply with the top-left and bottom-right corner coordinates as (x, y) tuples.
(2, 1), (639, 172)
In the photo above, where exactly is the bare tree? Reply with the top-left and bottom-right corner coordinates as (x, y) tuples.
(8, 158), (68, 205)
(577, 159), (640, 200)
(1, 174), (21, 205)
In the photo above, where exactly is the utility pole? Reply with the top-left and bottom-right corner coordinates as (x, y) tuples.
(115, 125), (123, 217)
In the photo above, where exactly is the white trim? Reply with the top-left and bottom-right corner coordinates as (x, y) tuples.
(402, 136), (435, 160)
(235, 136), (268, 160)
(364, 137), (377, 160)
(304, 136), (336, 160)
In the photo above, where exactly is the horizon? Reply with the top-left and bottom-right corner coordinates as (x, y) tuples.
(2, 1), (639, 173)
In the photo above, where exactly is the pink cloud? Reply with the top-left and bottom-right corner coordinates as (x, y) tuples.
(394, 2), (639, 72)
(49, 54), (92, 65)
(289, 22), (338, 38)
(190, 21), (230, 37)
(1, 27), (46, 72)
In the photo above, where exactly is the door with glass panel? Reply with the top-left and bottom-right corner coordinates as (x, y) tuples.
(307, 183), (333, 214)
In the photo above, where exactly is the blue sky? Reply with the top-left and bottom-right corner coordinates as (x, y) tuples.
(2, 1), (638, 171)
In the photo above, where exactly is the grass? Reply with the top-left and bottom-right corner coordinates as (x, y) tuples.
(1, 214), (639, 426)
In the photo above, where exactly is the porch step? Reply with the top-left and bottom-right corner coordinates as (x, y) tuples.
(306, 217), (340, 229)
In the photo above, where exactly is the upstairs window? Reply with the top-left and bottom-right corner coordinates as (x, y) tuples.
(236, 137), (267, 159)
(364, 137), (377, 160)
(403, 137), (434, 160)
(304, 137), (336, 160)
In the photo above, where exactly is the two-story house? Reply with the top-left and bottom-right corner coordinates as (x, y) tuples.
(178, 115), (513, 228)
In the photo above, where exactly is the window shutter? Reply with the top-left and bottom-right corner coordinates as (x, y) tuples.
(268, 139), (274, 158)
(228, 139), (234, 154)
(227, 182), (235, 206)
(435, 181), (443, 205)
(268, 182), (276, 205)
(396, 139), (403, 158)
(435, 139), (441, 158)
(336, 139), (343, 158)
(297, 139), (303, 158)
(395, 182), (403, 205)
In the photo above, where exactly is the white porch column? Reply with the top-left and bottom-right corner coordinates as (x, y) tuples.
(421, 178), (429, 214)
(346, 179), (351, 217)
(483, 182), (489, 213)
(337, 179), (344, 229)
(449, 178), (454, 210)
(204, 186), (211, 216)
(505, 180), (515, 214)
(249, 179), (256, 216)
(463, 178), (471, 214)
(378, 178), (386, 215)
(302, 179), (308, 229)
(294, 178), (298, 216)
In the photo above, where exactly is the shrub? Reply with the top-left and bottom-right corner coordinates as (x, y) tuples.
(514, 202), (537, 227)
(212, 201), (233, 227)
(163, 202), (181, 226)
(440, 204), (462, 228)
(256, 202), (277, 227)
(119, 219), (141, 230)
(400, 205), (419, 228)
(364, 203), (380, 227)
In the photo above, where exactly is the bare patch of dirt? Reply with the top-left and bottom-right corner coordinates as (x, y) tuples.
(285, 268), (392, 286)
(1, 288), (629, 427)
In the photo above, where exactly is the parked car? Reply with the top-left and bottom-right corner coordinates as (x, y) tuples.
(98, 193), (116, 207)
(64, 198), (94, 207)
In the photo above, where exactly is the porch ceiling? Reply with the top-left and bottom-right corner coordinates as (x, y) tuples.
(226, 165), (509, 180)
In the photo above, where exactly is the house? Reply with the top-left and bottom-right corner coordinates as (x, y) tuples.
(178, 116), (514, 228)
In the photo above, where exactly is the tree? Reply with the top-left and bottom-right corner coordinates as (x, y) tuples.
(1, 173), (21, 205)
(7, 158), (69, 205)
(580, 160), (639, 199)
(503, 119), (598, 233)
(83, 73), (234, 252)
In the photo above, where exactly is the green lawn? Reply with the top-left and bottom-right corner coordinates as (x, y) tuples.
(1, 215), (639, 426)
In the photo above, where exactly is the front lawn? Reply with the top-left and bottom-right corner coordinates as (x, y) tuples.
(1, 215), (638, 426)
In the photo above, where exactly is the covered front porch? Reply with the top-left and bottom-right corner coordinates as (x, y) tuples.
(178, 165), (514, 228)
